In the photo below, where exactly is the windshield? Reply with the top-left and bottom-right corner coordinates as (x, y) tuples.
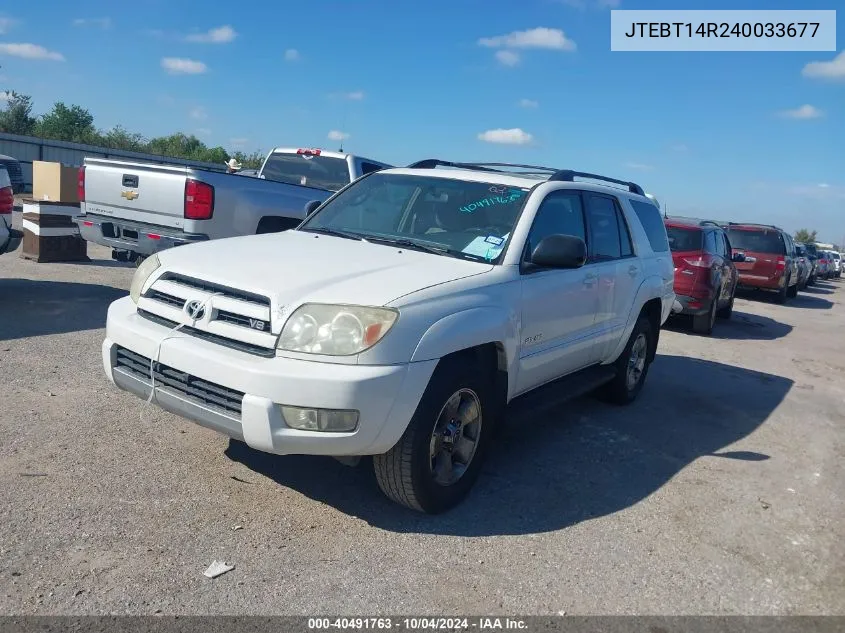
(725, 228), (785, 254)
(260, 152), (350, 191)
(666, 226), (703, 252)
(299, 172), (531, 263)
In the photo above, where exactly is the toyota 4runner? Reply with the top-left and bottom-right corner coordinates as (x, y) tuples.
(102, 160), (676, 513)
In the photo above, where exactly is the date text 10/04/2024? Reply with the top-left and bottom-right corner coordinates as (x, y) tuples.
(307, 617), (528, 630)
(624, 21), (821, 39)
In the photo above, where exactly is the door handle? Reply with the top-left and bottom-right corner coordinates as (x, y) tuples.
(628, 265), (639, 276)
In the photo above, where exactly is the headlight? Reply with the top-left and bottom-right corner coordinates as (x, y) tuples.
(277, 303), (398, 355)
(129, 254), (161, 304)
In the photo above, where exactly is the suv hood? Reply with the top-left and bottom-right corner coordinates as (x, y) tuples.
(155, 230), (493, 307)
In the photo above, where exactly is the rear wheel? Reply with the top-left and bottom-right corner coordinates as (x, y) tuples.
(775, 277), (790, 304)
(600, 314), (654, 405)
(692, 299), (717, 334)
(717, 293), (734, 319)
(373, 356), (494, 514)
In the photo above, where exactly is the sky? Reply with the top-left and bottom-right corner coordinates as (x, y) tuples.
(1, 0), (843, 242)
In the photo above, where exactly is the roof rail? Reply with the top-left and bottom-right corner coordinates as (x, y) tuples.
(407, 159), (558, 175)
(726, 222), (782, 231)
(549, 170), (644, 196)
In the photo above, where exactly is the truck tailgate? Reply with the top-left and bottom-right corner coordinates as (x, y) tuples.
(83, 158), (190, 230)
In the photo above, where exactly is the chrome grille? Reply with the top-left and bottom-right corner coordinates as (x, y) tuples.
(138, 310), (276, 357)
(114, 346), (244, 417)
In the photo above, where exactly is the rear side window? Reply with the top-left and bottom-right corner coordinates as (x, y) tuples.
(630, 200), (669, 253)
(666, 226), (703, 252)
(726, 228), (785, 254)
(586, 195), (622, 261)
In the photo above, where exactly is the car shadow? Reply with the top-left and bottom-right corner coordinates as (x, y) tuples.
(665, 310), (792, 340)
(736, 288), (833, 310)
(801, 286), (834, 295)
(224, 354), (791, 536)
(0, 279), (125, 341)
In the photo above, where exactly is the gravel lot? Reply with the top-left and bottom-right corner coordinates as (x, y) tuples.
(1, 229), (843, 615)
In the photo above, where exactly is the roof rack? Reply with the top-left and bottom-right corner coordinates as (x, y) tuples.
(726, 222), (783, 231)
(548, 170), (645, 196)
(407, 159), (558, 175)
(408, 160), (646, 195)
(665, 215), (722, 228)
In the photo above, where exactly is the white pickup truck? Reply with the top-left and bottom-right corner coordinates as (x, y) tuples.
(76, 148), (392, 263)
(102, 160), (675, 513)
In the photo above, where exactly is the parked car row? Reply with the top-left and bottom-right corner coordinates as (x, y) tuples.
(664, 214), (841, 336)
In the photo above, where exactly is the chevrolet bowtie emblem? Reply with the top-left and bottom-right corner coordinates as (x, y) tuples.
(121, 190), (139, 201)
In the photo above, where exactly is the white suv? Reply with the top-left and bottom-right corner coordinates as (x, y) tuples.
(102, 161), (675, 513)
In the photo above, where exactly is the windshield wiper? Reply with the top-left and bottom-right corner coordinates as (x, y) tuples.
(362, 236), (489, 262)
(301, 227), (364, 241)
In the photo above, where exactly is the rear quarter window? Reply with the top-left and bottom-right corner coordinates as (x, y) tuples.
(629, 200), (669, 253)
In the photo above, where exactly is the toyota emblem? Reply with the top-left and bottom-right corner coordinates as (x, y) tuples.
(184, 299), (206, 321)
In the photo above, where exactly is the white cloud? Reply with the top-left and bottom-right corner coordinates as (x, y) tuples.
(328, 130), (350, 141)
(73, 18), (111, 29)
(0, 17), (17, 34)
(230, 137), (249, 147)
(478, 27), (576, 51)
(186, 25), (237, 44)
(778, 104), (824, 119)
(189, 106), (207, 120)
(161, 57), (207, 74)
(0, 43), (65, 61)
(670, 143), (689, 152)
(0, 90), (12, 102)
(518, 98), (539, 108)
(495, 50), (520, 66)
(787, 183), (845, 200)
(345, 90), (364, 100)
(801, 51), (845, 81)
(818, 183), (830, 188)
(625, 162), (654, 171)
(284, 49), (300, 61)
(196, 128), (211, 137)
(477, 128), (534, 145)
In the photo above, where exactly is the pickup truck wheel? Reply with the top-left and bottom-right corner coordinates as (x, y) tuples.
(373, 358), (492, 514)
(599, 314), (653, 406)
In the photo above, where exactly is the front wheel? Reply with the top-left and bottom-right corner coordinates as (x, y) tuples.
(373, 357), (494, 514)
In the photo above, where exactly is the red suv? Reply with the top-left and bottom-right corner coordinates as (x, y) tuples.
(724, 223), (799, 304)
(664, 217), (742, 335)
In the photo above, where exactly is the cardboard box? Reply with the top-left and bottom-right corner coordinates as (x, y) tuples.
(33, 161), (80, 203)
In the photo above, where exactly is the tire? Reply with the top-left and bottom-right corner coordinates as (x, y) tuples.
(808, 274), (815, 286)
(692, 299), (717, 335)
(373, 356), (494, 514)
(599, 314), (654, 405)
(716, 292), (734, 319)
(774, 277), (790, 304)
(787, 281), (798, 298)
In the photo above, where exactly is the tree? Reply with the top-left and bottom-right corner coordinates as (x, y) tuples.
(0, 91), (37, 135)
(102, 125), (146, 152)
(36, 102), (99, 143)
(794, 228), (817, 244)
(230, 150), (265, 169)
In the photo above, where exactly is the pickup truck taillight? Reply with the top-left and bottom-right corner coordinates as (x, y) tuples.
(0, 186), (13, 214)
(184, 179), (214, 220)
(77, 166), (85, 203)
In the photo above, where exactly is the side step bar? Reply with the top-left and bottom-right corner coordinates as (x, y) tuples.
(508, 364), (616, 420)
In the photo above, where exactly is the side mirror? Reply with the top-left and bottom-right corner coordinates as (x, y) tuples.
(304, 200), (322, 216)
(530, 234), (587, 269)
(731, 252), (746, 262)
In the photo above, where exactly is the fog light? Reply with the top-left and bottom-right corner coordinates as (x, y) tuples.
(280, 406), (359, 432)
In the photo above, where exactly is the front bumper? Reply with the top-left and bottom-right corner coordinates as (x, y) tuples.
(103, 297), (437, 456)
(77, 214), (208, 256)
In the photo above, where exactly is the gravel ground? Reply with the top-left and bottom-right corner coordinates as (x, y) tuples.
(0, 228), (843, 615)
